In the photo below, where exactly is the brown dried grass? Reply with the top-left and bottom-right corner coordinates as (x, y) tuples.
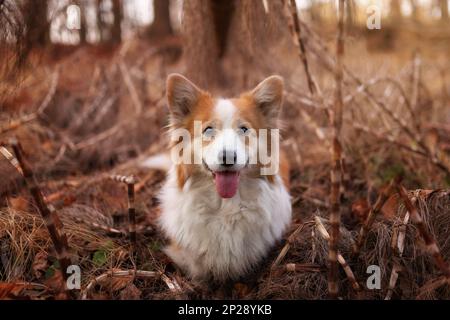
(1, 19), (450, 299)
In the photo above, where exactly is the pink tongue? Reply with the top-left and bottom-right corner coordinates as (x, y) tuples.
(214, 172), (240, 198)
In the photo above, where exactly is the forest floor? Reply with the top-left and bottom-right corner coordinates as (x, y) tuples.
(1, 25), (450, 299)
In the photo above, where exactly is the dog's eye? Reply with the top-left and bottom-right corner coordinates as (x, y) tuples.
(239, 126), (249, 134)
(203, 126), (214, 136)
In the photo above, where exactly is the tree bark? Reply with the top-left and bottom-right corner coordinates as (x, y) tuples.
(1, 0), (26, 100)
(409, 0), (419, 22)
(148, 0), (174, 39)
(22, 0), (49, 47)
(346, 0), (356, 32)
(78, 0), (88, 44)
(110, 0), (122, 43)
(181, 0), (292, 91)
(181, 0), (221, 89)
(390, 0), (403, 22)
(441, 0), (449, 21)
(96, 0), (106, 42)
(309, 0), (322, 22)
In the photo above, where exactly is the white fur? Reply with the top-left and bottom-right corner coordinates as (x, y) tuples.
(158, 94), (291, 282)
(203, 99), (247, 172)
(214, 99), (236, 127)
(140, 153), (171, 171)
(158, 169), (291, 282)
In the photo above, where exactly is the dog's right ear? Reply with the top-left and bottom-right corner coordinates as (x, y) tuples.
(166, 74), (202, 119)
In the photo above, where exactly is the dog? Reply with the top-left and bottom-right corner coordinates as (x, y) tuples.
(143, 74), (292, 282)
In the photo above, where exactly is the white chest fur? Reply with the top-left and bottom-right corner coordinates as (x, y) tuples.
(158, 168), (292, 281)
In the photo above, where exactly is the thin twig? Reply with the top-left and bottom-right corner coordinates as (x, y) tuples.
(0, 70), (59, 134)
(271, 221), (312, 269)
(9, 138), (71, 290)
(340, 154), (353, 201)
(416, 276), (450, 299)
(285, 0), (316, 94)
(346, 64), (450, 177)
(74, 105), (161, 150)
(81, 269), (181, 300)
(0, 146), (22, 174)
(315, 216), (362, 295)
(410, 51), (422, 132)
(119, 61), (143, 114)
(110, 175), (137, 245)
(282, 263), (322, 273)
(385, 209), (410, 300)
(71, 216), (126, 235)
(397, 185), (450, 278)
(328, 0), (345, 299)
(353, 123), (428, 157)
(127, 181), (137, 244)
(353, 178), (397, 257)
(297, 18), (450, 177)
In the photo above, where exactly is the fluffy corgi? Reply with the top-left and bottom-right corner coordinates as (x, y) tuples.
(146, 74), (292, 282)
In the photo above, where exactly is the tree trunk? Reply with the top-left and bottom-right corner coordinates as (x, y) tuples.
(181, 0), (221, 89)
(390, 0), (402, 22)
(441, 0), (449, 21)
(148, 0), (174, 39)
(96, 0), (105, 42)
(409, 0), (419, 22)
(1, 0), (27, 100)
(22, 0), (49, 47)
(78, 0), (88, 44)
(309, 0), (322, 22)
(110, 0), (122, 43)
(225, 0), (291, 88)
(181, 0), (292, 91)
(346, 0), (356, 32)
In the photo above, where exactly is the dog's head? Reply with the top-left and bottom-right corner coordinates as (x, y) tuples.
(166, 73), (284, 198)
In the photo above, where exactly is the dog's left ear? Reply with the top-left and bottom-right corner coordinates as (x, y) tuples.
(251, 75), (284, 119)
(166, 73), (202, 120)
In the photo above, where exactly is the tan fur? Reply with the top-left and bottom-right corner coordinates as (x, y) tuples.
(279, 149), (290, 189)
(172, 86), (290, 190)
(160, 74), (292, 281)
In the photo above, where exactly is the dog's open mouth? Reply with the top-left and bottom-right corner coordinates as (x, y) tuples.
(212, 171), (240, 198)
(202, 160), (243, 198)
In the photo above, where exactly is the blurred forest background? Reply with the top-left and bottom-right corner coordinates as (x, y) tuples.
(0, 0), (450, 300)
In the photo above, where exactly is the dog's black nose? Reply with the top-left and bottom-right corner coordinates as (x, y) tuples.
(219, 150), (237, 166)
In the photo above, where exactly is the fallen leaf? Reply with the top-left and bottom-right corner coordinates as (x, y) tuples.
(105, 275), (133, 292)
(351, 198), (370, 223)
(119, 283), (141, 300)
(32, 251), (49, 279)
(92, 249), (108, 267)
(43, 270), (66, 293)
(424, 128), (439, 154)
(41, 141), (54, 153)
(55, 292), (70, 300)
(417, 189), (434, 199)
(148, 240), (162, 251)
(381, 194), (400, 220)
(0, 282), (27, 299)
(94, 270), (134, 294)
(45, 260), (60, 279)
(89, 291), (110, 300)
(7, 196), (30, 212)
(233, 282), (251, 298)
